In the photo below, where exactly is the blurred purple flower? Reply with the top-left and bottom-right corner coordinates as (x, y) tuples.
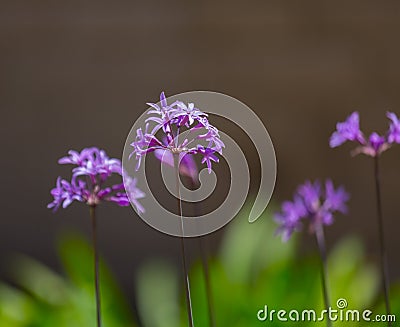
(329, 111), (400, 157)
(48, 147), (145, 212)
(369, 133), (386, 152)
(298, 180), (321, 212)
(387, 111), (400, 143)
(274, 197), (307, 242)
(329, 112), (365, 147)
(115, 174), (146, 213)
(274, 180), (349, 242)
(324, 180), (349, 213)
(129, 91), (224, 175)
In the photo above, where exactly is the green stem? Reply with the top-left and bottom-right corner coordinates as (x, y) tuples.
(374, 156), (392, 326)
(315, 224), (332, 327)
(90, 205), (102, 327)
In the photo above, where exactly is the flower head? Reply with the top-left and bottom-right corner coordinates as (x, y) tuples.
(274, 180), (349, 242)
(329, 111), (400, 157)
(48, 147), (145, 212)
(329, 112), (365, 147)
(129, 91), (224, 174)
(274, 197), (307, 242)
(47, 176), (85, 211)
(387, 112), (400, 143)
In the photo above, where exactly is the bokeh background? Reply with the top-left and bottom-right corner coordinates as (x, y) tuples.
(1, 0), (400, 322)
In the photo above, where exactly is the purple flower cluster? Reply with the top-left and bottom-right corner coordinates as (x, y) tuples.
(129, 92), (224, 173)
(48, 147), (145, 212)
(274, 180), (349, 242)
(329, 111), (400, 156)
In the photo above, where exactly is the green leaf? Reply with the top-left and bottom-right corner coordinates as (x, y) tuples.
(135, 260), (180, 327)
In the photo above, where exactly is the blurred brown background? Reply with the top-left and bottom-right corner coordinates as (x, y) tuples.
(1, 0), (400, 308)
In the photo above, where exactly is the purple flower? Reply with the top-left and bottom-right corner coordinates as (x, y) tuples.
(329, 112), (365, 147)
(58, 148), (94, 166)
(324, 180), (349, 213)
(47, 177), (85, 211)
(274, 197), (307, 242)
(48, 147), (145, 212)
(129, 91), (224, 175)
(329, 111), (400, 157)
(369, 133), (386, 153)
(197, 146), (219, 173)
(387, 111), (400, 143)
(60, 148), (122, 180)
(175, 101), (208, 126)
(146, 92), (180, 135)
(119, 174), (146, 213)
(274, 180), (349, 242)
(298, 180), (321, 212)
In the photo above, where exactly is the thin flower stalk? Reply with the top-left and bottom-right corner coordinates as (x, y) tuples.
(90, 205), (101, 327)
(315, 223), (331, 327)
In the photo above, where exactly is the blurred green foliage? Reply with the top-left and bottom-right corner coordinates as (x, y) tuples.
(136, 207), (400, 327)
(0, 236), (135, 327)
(0, 207), (399, 326)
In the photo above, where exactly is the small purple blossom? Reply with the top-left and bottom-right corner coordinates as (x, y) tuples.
(274, 197), (307, 242)
(387, 112), (400, 143)
(60, 147), (122, 179)
(329, 111), (400, 157)
(274, 180), (349, 242)
(175, 101), (208, 126)
(47, 177), (85, 211)
(130, 91), (224, 174)
(197, 146), (219, 172)
(48, 147), (145, 212)
(329, 112), (365, 147)
(369, 133), (386, 153)
(115, 174), (146, 213)
(324, 180), (348, 213)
